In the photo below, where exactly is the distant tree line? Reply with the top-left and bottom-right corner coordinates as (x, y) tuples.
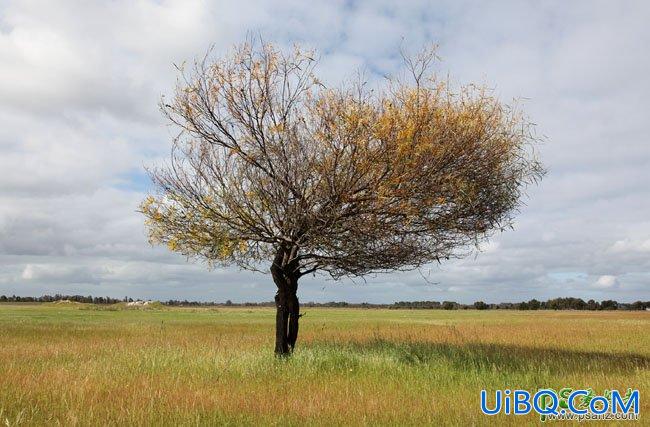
(0, 294), (128, 304)
(1, 295), (649, 311)
(312, 298), (649, 311)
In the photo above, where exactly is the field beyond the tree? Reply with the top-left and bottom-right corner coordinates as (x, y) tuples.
(0, 304), (648, 426)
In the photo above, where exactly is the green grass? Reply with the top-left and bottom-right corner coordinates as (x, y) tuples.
(0, 304), (648, 425)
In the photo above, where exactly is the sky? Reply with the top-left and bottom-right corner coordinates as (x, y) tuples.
(1, 0), (649, 304)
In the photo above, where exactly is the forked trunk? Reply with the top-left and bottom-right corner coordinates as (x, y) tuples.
(274, 285), (299, 355)
(271, 249), (301, 356)
(274, 292), (290, 354)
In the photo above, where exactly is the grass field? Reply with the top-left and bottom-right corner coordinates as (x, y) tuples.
(0, 303), (648, 426)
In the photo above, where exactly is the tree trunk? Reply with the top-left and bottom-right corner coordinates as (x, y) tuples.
(271, 249), (300, 356)
(286, 290), (300, 351)
(274, 290), (290, 355)
(273, 279), (300, 355)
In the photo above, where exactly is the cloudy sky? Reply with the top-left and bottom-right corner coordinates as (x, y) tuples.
(1, 0), (649, 304)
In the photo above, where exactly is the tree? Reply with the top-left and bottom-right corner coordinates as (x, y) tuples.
(600, 300), (618, 310)
(141, 41), (543, 355)
(442, 301), (458, 310)
(527, 298), (541, 310)
(473, 301), (488, 310)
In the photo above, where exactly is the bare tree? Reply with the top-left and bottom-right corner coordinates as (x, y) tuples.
(141, 41), (544, 355)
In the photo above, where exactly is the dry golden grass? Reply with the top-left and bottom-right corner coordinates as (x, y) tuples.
(0, 304), (648, 426)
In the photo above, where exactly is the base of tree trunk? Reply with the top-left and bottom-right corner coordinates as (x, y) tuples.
(274, 289), (300, 356)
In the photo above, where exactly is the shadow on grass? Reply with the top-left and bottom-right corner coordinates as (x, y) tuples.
(304, 339), (649, 375)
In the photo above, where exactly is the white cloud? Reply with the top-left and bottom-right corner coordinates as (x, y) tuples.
(610, 239), (650, 253)
(21, 264), (34, 280)
(593, 275), (619, 290)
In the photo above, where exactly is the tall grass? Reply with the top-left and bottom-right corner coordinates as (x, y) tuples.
(0, 305), (648, 425)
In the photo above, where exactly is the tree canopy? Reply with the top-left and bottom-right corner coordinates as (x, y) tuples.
(141, 42), (543, 279)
